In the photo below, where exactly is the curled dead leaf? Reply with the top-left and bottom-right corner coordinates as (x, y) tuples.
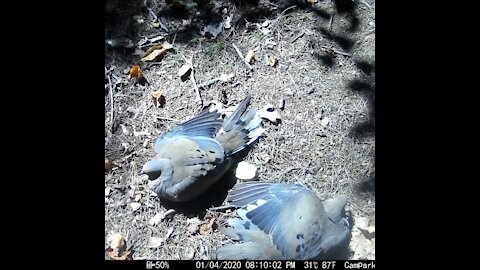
(245, 50), (255, 64)
(105, 158), (113, 173)
(150, 20), (160, 28)
(141, 42), (173, 62)
(108, 233), (125, 250)
(149, 211), (165, 226)
(151, 91), (166, 108)
(106, 233), (132, 260)
(267, 56), (278, 67)
(186, 217), (201, 235)
(178, 64), (192, 81)
(199, 215), (216, 235)
(257, 104), (281, 124)
(128, 65), (148, 85)
(106, 249), (132, 260)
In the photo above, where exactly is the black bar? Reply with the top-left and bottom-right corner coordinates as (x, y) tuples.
(105, 260), (375, 270)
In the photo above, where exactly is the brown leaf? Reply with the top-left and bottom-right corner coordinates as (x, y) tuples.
(199, 215), (216, 235)
(151, 91), (166, 108)
(177, 64), (192, 81)
(245, 50), (255, 64)
(106, 233), (132, 260)
(106, 248), (132, 260)
(128, 65), (148, 86)
(267, 56), (278, 67)
(150, 20), (160, 28)
(105, 158), (113, 173)
(141, 42), (173, 62)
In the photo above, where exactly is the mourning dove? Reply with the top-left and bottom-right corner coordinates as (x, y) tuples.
(141, 96), (264, 202)
(216, 182), (351, 259)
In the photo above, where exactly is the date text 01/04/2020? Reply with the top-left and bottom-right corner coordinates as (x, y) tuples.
(195, 261), (285, 269)
(195, 261), (243, 269)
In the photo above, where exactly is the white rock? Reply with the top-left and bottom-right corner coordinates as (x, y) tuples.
(149, 211), (165, 226)
(321, 117), (329, 127)
(130, 202), (141, 211)
(147, 237), (164, 248)
(235, 161), (258, 180)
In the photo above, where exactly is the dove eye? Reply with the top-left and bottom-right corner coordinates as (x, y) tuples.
(148, 170), (162, 180)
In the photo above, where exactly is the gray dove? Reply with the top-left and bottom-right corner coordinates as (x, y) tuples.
(216, 182), (351, 260)
(140, 96), (264, 202)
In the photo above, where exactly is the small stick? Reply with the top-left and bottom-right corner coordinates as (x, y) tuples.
(147, 7), (169, 32)
(331, 48), (352, 57)
(107, 70), (114, 132)
(210, 205), (237, 211)
(328, 12), (335, 31)
(182, 55), (203, 106)
(232, 43), (253, 70)
(290, 31), (305, 43)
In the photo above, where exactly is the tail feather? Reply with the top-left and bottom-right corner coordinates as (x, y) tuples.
(216, 96), (264, 155)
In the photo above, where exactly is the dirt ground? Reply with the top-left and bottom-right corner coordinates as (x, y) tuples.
(105, 0), (375, 260)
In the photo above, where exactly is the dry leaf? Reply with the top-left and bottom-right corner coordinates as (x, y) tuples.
(307, 0), (318, 3)
(267, 56), (278, 67)
(108, 233), (125, 250)
(165, 227), (174, 239)
(257, 104), (281, 124)
(178, 64), (192, 81)
(186, 217), (201, 235)
(105, 158), (113, 173)
(245, 50), (255, 64)
(151, 90), (166, 108)
(235, 161), (258, 181)
(141, 42), (173, 62)
(128, 65), (148, 85)
(199, 215), (216, 235)
(106, 249), (132, 260)
(150, 20), (160, 28)
(106, 233), (132, 260)
(149, 211), (165, 226)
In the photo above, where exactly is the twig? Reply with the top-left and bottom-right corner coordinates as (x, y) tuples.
(232, 43), (253, 70)
(279, 5), (296, 17)
(331, 48), (352, 57)
(210, 205), (237, 211)
(198, 73), (235, 89)
(147, 7), (158, 21)
(107, 71), (114, 132)
(328, 12), (335, 31)
(271, 5), (297, 31)
(290, 31), (305, 43)
(182, 55), (203, 106)
(147, 7), (169, 32)
(321, 46), (352, 57)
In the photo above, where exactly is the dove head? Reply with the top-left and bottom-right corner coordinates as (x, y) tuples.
(323, 195), (349, 224)
(140, 159), (174, 193)
(140, 160), (164, 180)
